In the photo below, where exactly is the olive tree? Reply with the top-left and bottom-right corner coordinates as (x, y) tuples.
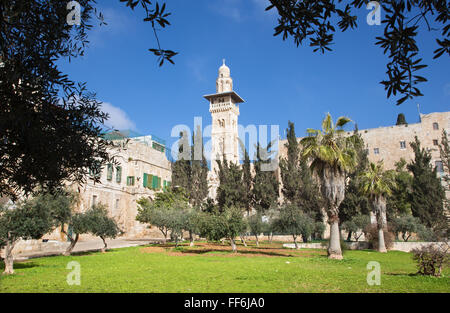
(0, 198), (53, 274)
(85, 204), (121, 252)
(273, 204), (315, 249)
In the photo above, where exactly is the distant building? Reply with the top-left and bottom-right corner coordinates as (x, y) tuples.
(68, 131), (172, 238)
(278, 111), (449, 174)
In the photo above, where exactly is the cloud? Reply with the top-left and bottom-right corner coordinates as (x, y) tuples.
(88, 7), (137, 48)
(101, 102), (136, 131)
(208, 0), (276, 22)
(208, 0), (243, 22)
(444, 82), (450, 96)
(187, 58), (208, 82)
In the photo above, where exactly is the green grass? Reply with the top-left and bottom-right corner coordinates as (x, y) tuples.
(0, 242), (448, 293)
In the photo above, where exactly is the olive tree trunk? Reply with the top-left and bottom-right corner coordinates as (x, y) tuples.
(230, 238), (237, 253)
(63, 233), (79, 256)
(100, 236), (107, 253)
(255, 235), (259, 247)
(159, 227), (168, 244)
(3, 235), (18, 275)
(240, 234), (247, 247)
(320, 167), (346, 260)
(293, 235), (299, 249)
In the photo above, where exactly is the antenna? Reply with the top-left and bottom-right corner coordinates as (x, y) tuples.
(417, 103), (421, 122)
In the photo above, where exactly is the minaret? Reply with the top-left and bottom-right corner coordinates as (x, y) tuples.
(204, 60), (245, 199)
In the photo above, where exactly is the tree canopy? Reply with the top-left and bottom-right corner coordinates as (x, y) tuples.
(266, 0), (449, 105)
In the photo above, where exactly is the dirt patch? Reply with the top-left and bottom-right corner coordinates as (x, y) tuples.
(140, 242), (326, 258)
(140, 246), (167, 254)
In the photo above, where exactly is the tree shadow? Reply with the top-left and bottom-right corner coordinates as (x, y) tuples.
(174, 247), (301, 257)
(70, 249), (120, 256)
(0, 260), (39, 270)
(385, 272), (420, 277)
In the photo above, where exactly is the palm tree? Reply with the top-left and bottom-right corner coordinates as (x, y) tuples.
(301, 113), (357, 259)
(359, 161), (396, 253)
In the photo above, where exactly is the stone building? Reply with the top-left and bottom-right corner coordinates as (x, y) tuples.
(66, 132), (173, 239)
(278, 111), (449, 173)
(277, 111), (450, 232)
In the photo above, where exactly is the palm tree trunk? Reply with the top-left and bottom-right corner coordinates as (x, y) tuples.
(375, 196), (387, 253)
(378, 226), (387, 252)
(320, 167), (345, 260)
(189, 231), (195, 247)
(328, 218), (343, 259)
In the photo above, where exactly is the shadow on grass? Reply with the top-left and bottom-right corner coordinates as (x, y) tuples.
(385, 272), (420, 277)
(177, 248), (298, 257)
(70, 249), (120, 257)
(0, 260), (39, 270)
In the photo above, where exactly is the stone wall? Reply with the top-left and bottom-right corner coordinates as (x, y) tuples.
(278, 111), (449, 172)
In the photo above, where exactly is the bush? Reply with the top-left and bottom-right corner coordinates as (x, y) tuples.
(411, 243), (449, 277)
(342, 214), (370, 241)
(391, 214), (426, 242)
(364, 224), (394, 250)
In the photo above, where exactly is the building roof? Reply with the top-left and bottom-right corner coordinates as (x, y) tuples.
(203, 91), (245, 103)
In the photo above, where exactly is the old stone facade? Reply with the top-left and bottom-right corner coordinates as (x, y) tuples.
(53, 134), (173, 240)
(277, 111), (450, 234)
(278, 111), (449, 173)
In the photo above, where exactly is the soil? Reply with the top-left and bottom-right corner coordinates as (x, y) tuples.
(140, 242), (326, 258)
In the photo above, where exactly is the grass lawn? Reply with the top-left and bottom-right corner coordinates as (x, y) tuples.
(0, 241), (448, 293)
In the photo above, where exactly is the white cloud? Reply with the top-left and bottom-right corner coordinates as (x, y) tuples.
(444, 82), (450, 96)
(101, 102), (136, 131)
(208, 0), (276, 22)
(187, 58), (208, 82)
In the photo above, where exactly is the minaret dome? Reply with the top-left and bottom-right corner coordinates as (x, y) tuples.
(216, 59), (233, 93)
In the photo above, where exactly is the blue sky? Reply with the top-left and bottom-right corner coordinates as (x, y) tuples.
(59, 0), (449, 152)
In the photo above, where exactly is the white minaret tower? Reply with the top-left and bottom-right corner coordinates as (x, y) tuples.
(204, 60), (245, 199)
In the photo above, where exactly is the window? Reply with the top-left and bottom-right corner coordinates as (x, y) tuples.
(152, 142), (165, 153)
(127, 176), (135, 186)
(92, 195), (97, 207)
(400, 141), (406, 149)
(89, 161), (101, 179)
(435, 161), (443, 173)
(374, 148), (379, 155)
(107, 164), (113, 181)
(433, 139), (439, 146)
(115, 199), (120, 213)
(433, 122), (439, 130)
(143, 173), (148, 187)
(152, 175), (158, 189)
(116, 166), (122, 183)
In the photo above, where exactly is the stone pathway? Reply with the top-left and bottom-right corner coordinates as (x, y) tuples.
(12, 238), (165, 261)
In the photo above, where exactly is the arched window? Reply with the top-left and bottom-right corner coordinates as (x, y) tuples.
(433, 122), (439, 130)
